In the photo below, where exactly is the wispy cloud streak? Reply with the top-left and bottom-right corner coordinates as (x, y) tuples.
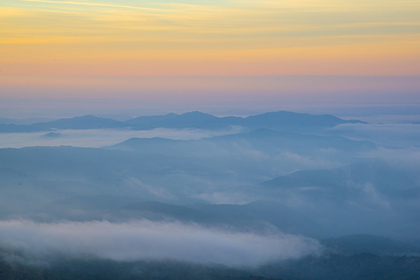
(20, 0), (171, 13)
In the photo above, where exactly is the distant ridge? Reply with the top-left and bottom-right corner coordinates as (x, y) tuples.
(245, 111), (348, 128)
(110, 127), (375, 155)
(126, 111), (224, 130)
(0, 115), (126, 132)
(0, 111), (365, 132)
(43, 115), (125, 129)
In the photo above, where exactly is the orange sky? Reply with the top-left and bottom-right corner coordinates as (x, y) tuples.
(2, 0), (420, 76)
(0, 0), (419, 116)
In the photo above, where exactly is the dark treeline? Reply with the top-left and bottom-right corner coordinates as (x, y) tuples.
(0, 256), (272, 280)
(1, 252), (420, 280)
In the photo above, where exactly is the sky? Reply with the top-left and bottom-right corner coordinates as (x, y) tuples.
(1, 0), (420, 118)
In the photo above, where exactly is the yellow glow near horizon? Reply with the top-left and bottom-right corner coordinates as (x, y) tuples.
(1, 0), (420, 79)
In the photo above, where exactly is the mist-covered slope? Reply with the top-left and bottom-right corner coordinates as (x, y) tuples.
(22, 197), (322, 237)
(0, 138), (417, 241)
(321, 234), (420, 256)
(0, 110), (419, 278)
(111, 128), (375, 156)
(262, 160), (418, 196)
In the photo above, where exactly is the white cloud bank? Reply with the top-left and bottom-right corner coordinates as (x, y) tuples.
(0, 220), (321, 267)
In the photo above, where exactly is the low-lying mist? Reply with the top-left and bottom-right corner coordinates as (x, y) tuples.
(0, 219), (321, 267)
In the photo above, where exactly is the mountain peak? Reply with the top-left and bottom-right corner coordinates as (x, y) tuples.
(181, 111), (217, 118)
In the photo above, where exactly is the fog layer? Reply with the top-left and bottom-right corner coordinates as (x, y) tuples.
(0, 220), (321, 267)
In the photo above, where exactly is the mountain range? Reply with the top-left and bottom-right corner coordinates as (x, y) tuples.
(0, 111), (364, 132)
